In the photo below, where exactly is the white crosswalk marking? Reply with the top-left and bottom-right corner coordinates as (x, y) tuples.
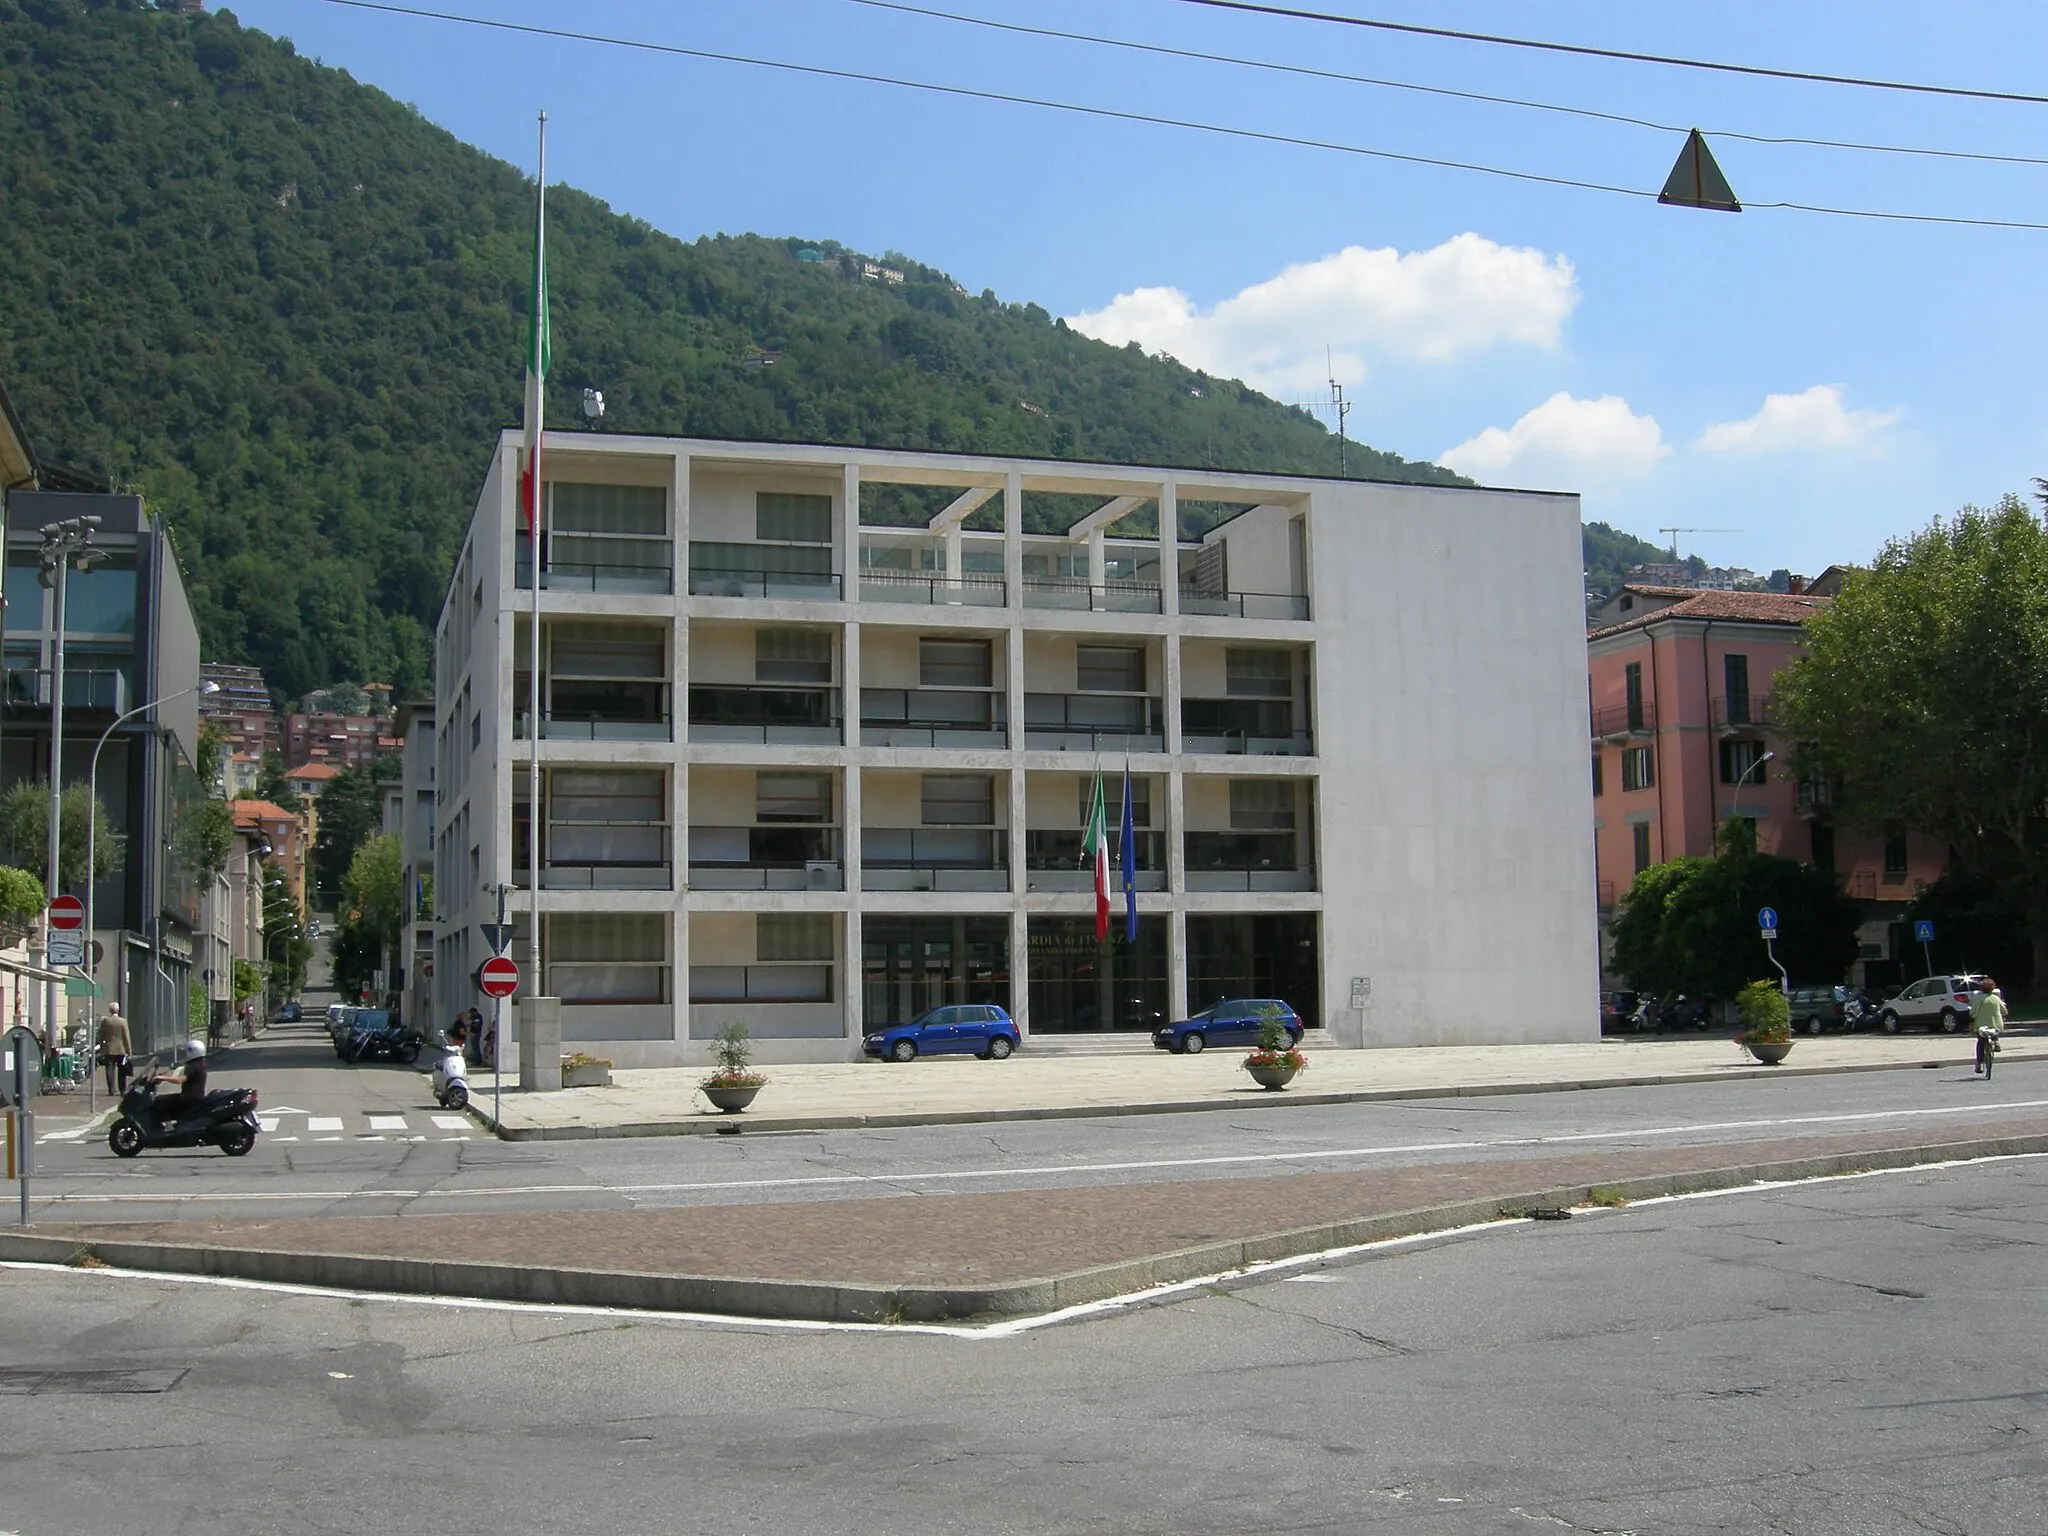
(431, 1115), (471, 1131)
(367, 1115), (409, 1132)
(306, 1116), (344, 1133)
(258, 1117), (280, 1132)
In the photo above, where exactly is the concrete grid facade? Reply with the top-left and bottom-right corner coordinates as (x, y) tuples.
(428, 432), (1597, 1065)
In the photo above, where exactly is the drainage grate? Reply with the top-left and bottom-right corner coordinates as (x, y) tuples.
(0, 1367), (186, 1395)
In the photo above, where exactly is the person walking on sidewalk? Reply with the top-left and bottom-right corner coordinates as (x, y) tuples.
(96, 1002), (131, 1096)
(1972, 977), (2008, 1074)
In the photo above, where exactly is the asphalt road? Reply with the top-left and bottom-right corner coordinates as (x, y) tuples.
(4, 1155), (2044, 1534)
(15, 1022), (2047, 1224)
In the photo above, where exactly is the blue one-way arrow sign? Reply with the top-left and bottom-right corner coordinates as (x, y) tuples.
(1757, 907), (1779, 931)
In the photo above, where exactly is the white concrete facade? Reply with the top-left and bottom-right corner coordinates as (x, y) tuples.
(430, 432), (1597, 1063)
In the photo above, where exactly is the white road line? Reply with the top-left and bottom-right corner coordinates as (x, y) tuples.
(431, 1115), (470, 1131)
(258, 1117), (280, 1132)
(306, 1117), (343, 1133)
(367, 1116), (409, 1132)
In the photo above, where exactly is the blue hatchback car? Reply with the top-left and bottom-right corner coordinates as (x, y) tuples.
(1153, 999), (1303, 1054)
(864, 1004), (1020, 1062)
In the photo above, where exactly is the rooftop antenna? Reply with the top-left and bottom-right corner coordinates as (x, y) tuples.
(1657, 526), (1738, 561)
(1326, 346), (1350, 476)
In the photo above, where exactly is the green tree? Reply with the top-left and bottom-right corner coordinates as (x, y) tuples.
(1775, 495), (2048, 995)
(232, 958), (263, 1004)
(0, 783), (124, 889)
(333, 833), (403, 1000)
(310, 764), (387, 903)
(1610, 850), (1860, 1000)
(0, 865), (45, 928)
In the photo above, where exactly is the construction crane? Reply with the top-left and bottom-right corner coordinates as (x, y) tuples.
(1657, 526), (1739, 561)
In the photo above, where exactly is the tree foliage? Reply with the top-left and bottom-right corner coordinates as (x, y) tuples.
(1775, 494), (2048, 992)
(0, 865), (44, 926)
(1610, 850), (1861, 1000)
(333, 833), (402, 1000)
(0, 0), (1461, 701)
(310, 764), (387, 903)
(259, 859), (308, 997)
(0, 782), (123, 889)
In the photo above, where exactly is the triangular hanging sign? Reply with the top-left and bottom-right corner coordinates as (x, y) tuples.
(1658, 129), (1741, 212)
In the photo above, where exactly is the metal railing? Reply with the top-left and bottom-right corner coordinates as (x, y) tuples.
(689, 543), (840, 600)
(689, 964), (834, 1004)
(1021, 576), (1163, 613)
(516, 556), (674, 594)
(515, 861), (674, 891)
(687, 827), (842, 889)
(514, 711), (672, 742)
(858, 569), (1008, 606)
(859, 687), (1006, 748)
(862, 827), (1009, 890)
(1177, 588), (1311, 620)
(3, 666), (129, 713)
(1024, 829), (1167, 891)
(1590, 700), (1657, 738)
(1184, 831), (1304, 878)
(1022, 693), (1166, 752)
(1713, 694), (1775, 729)
(687, 685), (841, 744)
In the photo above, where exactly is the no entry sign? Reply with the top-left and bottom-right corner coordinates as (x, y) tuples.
(46, 896), (84, 932)
(477, 955), (520, 999)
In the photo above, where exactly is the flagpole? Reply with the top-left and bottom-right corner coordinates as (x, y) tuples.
(526, 110), (547, 1029)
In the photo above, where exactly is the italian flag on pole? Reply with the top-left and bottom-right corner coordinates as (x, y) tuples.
(520, 119), (551, 534)
(1082, 771), (1110, 942)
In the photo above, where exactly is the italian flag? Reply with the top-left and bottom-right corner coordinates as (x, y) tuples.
(1082, 771), (1110, 942)
(519, 126), (551, 534)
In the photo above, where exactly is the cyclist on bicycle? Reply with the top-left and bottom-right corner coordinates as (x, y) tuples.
(1972, 977), (2008, 1075)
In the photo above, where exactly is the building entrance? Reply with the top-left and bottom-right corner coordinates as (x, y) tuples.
(861, 916), (1009, 1027)
(1187, 913), (1321, 1028)
(1026, 917), (1166, 1032)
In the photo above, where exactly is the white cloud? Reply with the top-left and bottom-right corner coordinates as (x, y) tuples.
(1695, 385), (1902, 454)
(1438, 393), (1669, 487)
(1064, 234), (1576, 394)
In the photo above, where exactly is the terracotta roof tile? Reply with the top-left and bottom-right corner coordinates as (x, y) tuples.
(284, 762), (342, 780)
(231, 800), (299, 827)
(1589, 589), (1829, 641)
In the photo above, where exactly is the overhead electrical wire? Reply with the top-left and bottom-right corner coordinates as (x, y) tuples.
(1167, 0), (2048, 108)
(308, 0), (2048, 231)
(852, 0), (2048, 169)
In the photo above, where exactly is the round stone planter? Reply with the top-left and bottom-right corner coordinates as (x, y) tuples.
(1743, 1039), (1793, 1065)
(701, 1081), (763, 1113)
(1246, 1062), (1299, 1091)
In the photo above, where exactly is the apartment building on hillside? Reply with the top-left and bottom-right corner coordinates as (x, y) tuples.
(429, 432), (1597, 1065)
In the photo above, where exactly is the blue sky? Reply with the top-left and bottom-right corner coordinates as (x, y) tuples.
(233, 0), (2048, 576)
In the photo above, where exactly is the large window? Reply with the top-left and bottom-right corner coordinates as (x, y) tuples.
(922, 775), (994, 826)
(1631, 823), (1653, 875)
(1719, 738), (1767, 785)
(1723, 653), (1751, 724)
(755, 628), (832, 683)
(757, 772), (832, 823)
(546, 913), (667, 1003)
(548, 770), (666, 867)
(920, 638), (992, 688)
(553, 483), (665, 534)
(1884, 831), (1909, 879)
(65, 566), (137, 636)
(1229, 779), (1296, 829)
(1187, 913), (1320, 1029)
(547, 624), (667, 723)
(1225, 648), (1292, 697)
(1592, 752), (1604, 798)
(1076, 644), (1145, 693)
(863, 915), (1009, 1023)
(1621, 746), (1654, 793)
(1026, 916), (1166, 1033)
(758, 914), (833, 962)
(1624, 661), (1645, 731)
(756, 491), (833, 544)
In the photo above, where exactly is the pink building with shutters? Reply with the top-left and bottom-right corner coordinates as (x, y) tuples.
(1586, 584), (1947, 988)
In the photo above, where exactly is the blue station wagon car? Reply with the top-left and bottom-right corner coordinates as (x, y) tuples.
(864, 1004), (1021, 1062)
(1153, 999), (1303, 1054)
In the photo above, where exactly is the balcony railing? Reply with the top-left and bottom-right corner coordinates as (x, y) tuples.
(862, 828), (1009, 891)
(858, 569), (1008, 607)
(1713, 694), (1776, 729)
(860, 688), (1006, 748)
(514, 711), (672, 742)
(1023, 693), (1166, 752)
(516, 861), (674, 891)
(516, 552), (674, 594)
(1590, 700), (1657, 738)
(3, 666), (130, 714)
(688, 826), (843, 890)
(1180, 698), (1310, 756)
(689, 964), (834, 1004)
(1025, 829), (1167, 891)
(1183, 831), (1312, 891)
(689, 542), (840, 601)
(1021, 576), (1163, 614)
(687, 685), (841, 745)
(1177, 588), (1311, 620)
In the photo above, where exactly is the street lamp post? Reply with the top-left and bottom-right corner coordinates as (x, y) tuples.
(1729, 748), (1777, 853)
(36, 515), (106, 1056)
(80, 679), (220, 1110)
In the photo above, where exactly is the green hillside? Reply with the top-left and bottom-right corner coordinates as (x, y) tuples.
(0, 0), (1464, 700)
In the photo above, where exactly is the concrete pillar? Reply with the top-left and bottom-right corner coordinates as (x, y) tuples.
(1161, 634), (1182, 755)
(1009, 906), (1030, 1037)
(944, 522), (962, 586)
(1003, 471), (1023, 613)
(1087, 528), (1106, 592)
(1168, 908), (1189, 1025)
(841, 461), (861, 602)
(518, 995), (561, 1091)
(842, 622), (860, 750)
(1158, 479), (1179, 616)
(842, 906), (862, 1045)
(1007, 764), (1026, 897)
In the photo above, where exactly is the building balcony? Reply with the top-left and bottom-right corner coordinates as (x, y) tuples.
(516, 543), (674, 594)
(858, 569), (1007, 607)
(1023, 693), (1166, 752)
(1179, 698), (1311, 756)
(515, 711), (673, 742)
(862, 827), (1009, 891)
(1024, 829), (1167, 891)
(4, 666), (130, 714)
(516, 860), (674, 891)
(1182, 831), (1313, 891)
(1590, 701), (1657, 739)
(860, 688), (1007, 748)
(1021, 576), (1162, 614)
(1177, 587), (1311, 621)
(687, 826), (844, 890)
(1795, 776), (1835, 819)
(1713, 694), (1776, 730)
(689, 963), (835, 1004)
(687, 684), (842, 745)
(688, 542), (840, 600)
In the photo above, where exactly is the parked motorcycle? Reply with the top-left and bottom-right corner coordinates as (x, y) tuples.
(342, 1023), (423, 1066)
(430, 1037), (470, 1110)
(1658, 995), (1712, 1032)
(108, 1076), (260, 1158)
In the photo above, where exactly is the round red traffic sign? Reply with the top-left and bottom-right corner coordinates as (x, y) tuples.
(477, 955), (519, 999)
(47, 895), (84, 932)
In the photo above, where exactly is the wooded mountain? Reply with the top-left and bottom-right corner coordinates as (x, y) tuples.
(0, 0), (1483, 700)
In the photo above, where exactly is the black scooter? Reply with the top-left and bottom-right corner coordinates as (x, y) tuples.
(342, 1024), (423, 1066)
(108, 1076), (260, 1157)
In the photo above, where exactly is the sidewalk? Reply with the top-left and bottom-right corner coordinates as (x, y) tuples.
(467, 1033), (2042, 1140)
(6, 1117), (2045, 1325)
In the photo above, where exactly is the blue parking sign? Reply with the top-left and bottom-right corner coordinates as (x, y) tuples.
(1757, 907), (1779, 931)
(1914, 919), (1935, 943)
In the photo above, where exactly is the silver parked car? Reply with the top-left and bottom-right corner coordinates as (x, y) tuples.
(1879, 974), (1987, 1034)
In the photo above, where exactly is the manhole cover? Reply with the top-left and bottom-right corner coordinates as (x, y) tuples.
(0, 1367), (186, 1395)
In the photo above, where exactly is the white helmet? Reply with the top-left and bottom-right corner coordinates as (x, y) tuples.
(178, 1039), (206, 1063)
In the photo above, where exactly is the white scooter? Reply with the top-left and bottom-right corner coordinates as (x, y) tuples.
(430, 1033), (471, 1110)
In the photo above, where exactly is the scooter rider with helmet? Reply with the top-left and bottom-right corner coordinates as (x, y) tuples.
(150, 1040), (211, 1127)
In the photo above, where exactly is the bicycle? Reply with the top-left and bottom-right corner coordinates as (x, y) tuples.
(1975, 1024), (2002, 1079)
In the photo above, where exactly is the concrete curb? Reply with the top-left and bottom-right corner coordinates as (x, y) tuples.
(468, 1052), (1999, 1141)
(6, 1132), (2044, 1325)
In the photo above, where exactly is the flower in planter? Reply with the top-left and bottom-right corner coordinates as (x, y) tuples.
(1734, 980), (1791, 1046)
(560, 1052), (613, 1072)
(701, 1021), (767, 1091)
(1242, 1015), (1309, 1076)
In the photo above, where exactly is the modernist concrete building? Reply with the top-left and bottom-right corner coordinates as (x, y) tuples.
(430, 433), (1597, 1064)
